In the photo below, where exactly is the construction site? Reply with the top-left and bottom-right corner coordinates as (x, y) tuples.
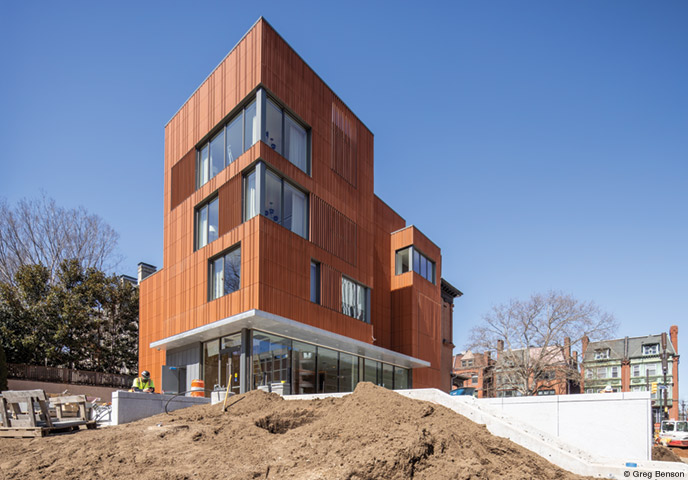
(1, 382), (687, 479)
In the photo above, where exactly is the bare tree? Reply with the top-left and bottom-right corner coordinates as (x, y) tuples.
(0, 194), (121, 284)
(467, 291), (617, 396)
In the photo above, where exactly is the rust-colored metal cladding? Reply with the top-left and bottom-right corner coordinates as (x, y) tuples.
(139, 18), (460, 394)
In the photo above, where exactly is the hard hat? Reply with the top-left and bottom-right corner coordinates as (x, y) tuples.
(141, 370), (150, 379)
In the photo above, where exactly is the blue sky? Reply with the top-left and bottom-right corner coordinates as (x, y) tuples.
(1, 1), (686, 399)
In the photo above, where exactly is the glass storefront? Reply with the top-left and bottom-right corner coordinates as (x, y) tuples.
(201, 330), (410, 395)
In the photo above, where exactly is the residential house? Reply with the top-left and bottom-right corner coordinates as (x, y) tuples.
(581, 325), (679, 421)
(451, 350), (494, 397)
(494, 339), (579, 397)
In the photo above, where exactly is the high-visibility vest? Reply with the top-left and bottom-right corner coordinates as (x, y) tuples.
(133, 377), (154, 390)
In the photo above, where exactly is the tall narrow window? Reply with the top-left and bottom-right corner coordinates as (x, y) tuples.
(226, 116), (243, 164)
(283, 182), (307, 238)
(195, 196), (219, 250)
(262, 96), (310, 174)
(244, 171), (257, 220)
(265, 99), (283, 153)
(209, 246), (241, 300)
(285, 113), (307, 172)
(310, 261), (320, 303)
(244, 101), (258, 150)
(197, 145), (209, 189)
(342, 277), (368, 323)
(209, 130), (225, 179)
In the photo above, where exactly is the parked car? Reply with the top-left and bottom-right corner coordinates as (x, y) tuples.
(449, 387), (476, 396)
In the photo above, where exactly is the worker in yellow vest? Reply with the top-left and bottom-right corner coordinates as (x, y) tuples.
(132, 370), (155, 393)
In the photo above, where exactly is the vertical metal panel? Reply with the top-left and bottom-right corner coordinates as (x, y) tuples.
(170, 148), (196, 210)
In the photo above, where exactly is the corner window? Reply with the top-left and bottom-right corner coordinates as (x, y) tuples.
(243, 164), (308, 239)
(310, 261), (320, 304)
(342, 277), (369, 323)
(195, 196), (219, 250)
(264, 98), (309, 174)
(209, 245), (241, 300)
(395, 246), (435, 284)
(642, 344), (659, 355)
(197, 99), (258, 189)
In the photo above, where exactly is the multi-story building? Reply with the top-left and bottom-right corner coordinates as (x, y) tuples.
(581, 326), (679, 420)
(138, 18), (461, 396)
(494, 340), (579, 397)
(451, 350), (494, 397)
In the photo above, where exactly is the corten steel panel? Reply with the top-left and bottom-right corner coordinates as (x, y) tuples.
(170, 148), (196, 210)
(218, 175), (242, 236)
(140, 19), (450, 390)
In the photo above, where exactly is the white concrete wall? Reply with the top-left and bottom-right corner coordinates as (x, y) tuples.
(111, 391), (209, 425)
(480, 392), (652, 461)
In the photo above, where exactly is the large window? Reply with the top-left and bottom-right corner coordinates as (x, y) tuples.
(342, 277), (369, 323)
(395, 246), (436, 284)
(209, 246), (241, 300)
(197, 100), (258, 188)
(265, 98), (309, 174)
(252, 332), (291, 390)
(243, 164), (308, 239)
(195, 196), (219, 250)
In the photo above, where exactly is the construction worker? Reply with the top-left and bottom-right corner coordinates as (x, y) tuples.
(132, 370), (155, 393)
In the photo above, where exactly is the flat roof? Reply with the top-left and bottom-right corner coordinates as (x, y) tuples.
(150, 309), (430, 369)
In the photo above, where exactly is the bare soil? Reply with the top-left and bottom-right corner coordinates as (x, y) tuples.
(653, 445), (683, 462)
(0, 382), (593, 479)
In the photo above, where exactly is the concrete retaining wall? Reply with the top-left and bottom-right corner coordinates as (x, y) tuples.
(111, 391), (209, 425)
(481, 392), (652, 460)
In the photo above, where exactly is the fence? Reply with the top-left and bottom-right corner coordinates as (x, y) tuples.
(8, 364), (134, 389)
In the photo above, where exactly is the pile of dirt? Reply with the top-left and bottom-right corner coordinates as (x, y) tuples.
(0, 382), (592, 479)
(653, 445), (683, 463)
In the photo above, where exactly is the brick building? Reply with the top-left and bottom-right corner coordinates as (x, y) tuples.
(451, 350), (494, 398)
(138, 18), (460, 396)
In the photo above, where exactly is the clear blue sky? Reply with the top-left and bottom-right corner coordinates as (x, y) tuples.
(1, 1), (686, 400)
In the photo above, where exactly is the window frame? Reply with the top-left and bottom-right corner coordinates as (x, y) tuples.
(394, 246), (436, 284)
(194, 195), (219, 251)
(642, 344), (659, 356)
(196, 97), (258, 189)
(263, 95), (311, 175)
(208, 244), (242, 301)
(341, 275), (370, 323)
(243, 162), (309, 239)
(310, 260), (321, 304)
(594, 349), (610, 360)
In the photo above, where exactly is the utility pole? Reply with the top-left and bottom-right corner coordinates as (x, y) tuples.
(661, 332), (669, 420)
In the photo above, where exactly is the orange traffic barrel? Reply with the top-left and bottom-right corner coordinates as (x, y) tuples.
(190, 379), (205, 397)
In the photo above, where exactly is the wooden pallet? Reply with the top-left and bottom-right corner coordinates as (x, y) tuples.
(0, 390), (96, 438)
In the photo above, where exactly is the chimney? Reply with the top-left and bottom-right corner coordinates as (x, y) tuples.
(484, 351), (491, 365)
(573, 351), (578, 363)
(564, 337), (571, 362)
(581, 335), (589, 358)
(138, 262), (157, 284)
(497, 340), (504, 352)
(670, 325), (678, 353)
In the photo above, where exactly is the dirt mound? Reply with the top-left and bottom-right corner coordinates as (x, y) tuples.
(653, 445), (683, 462)
(0, 383), (591, 479)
